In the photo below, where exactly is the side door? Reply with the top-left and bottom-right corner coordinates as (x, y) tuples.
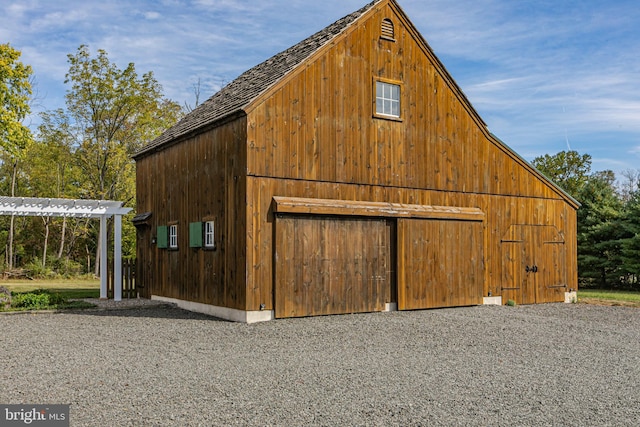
(501, 225), (535, 305)
(501, 225), (566, 305)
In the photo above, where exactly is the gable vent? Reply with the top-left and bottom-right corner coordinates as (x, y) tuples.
(381, 18), (395, 40)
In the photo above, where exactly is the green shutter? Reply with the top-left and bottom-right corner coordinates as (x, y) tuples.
(189, 222), (203, 248)
(157, 225), (168, 248)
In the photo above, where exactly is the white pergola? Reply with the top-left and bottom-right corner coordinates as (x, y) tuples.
(0, 196), (132, 301)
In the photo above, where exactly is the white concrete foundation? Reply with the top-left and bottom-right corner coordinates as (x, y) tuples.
(384, 302), (398, 312)
(151, 295), (275, 323)
(483, 296), (502, 305)
(564, 291), (578, 304)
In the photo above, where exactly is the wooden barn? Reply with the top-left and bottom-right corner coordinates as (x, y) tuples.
(133, 0), (579, 322)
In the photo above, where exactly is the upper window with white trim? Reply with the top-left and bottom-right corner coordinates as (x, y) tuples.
(375, 80), (401, 118)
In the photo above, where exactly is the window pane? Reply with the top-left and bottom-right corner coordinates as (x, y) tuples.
(391, 100), (399, 116)
(391, 85), (400, 100)
(384, 84), (392, 98)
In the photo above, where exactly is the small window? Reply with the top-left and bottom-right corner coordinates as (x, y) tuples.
(169, 224), (178, 249)
(381, 18), (395, 40)
(375, 80), (401, 118)
(204, 220), (215, 249)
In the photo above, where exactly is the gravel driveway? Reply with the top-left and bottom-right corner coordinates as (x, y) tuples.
(1, 303), (639, 426)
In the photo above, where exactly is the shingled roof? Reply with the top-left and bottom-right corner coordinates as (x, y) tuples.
(135, 0), (382, 158)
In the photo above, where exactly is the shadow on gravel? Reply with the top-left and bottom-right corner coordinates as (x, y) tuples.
(69, 304), (228, 322)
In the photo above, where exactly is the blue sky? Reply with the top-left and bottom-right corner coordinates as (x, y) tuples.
(2, 0), (639, 177)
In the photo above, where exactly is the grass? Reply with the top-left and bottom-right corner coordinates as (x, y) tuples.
(578, 288), (640, 307)
(0, 278), (100, 311)
(1, 278), (100, 299)
(2, 280), (639, 310)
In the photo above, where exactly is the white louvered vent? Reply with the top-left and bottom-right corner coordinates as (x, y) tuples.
(381, 18), (395, 40)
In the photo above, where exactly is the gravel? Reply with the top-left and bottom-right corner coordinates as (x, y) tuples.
(1, 303), (639, 426)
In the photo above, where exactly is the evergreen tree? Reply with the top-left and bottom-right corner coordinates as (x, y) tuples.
(577, 171), (625, 288)
(620, 190), (640, 288)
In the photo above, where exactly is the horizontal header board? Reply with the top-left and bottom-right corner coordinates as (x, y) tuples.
(272, 196), (485, 222)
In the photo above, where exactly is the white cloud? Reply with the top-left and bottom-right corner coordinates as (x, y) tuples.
(143, 11), (162, 20)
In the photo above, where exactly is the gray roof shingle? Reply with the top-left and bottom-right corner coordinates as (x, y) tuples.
(135, 0), (382, 158)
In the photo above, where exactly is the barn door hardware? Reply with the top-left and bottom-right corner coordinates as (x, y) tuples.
(525, 265), (538, 273)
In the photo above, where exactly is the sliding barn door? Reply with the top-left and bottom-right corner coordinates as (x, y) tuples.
(397, 218), (484, 310)
(274, 215), (393, 318)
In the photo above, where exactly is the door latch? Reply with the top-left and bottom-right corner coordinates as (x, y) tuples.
(525, 265), (538, 273)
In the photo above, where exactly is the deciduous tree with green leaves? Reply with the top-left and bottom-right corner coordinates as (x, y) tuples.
(65, 44), (182, 202)
(0, 43), (32, 158)
(0, 44), (182, 274)
(62, 45), (182, 273)
(23, 109), (81, 267)
(531, 150), (592, 198)
(0, 43), (33, 268)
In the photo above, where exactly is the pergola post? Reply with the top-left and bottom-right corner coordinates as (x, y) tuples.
(99, 214), (108, 299)
(114, 214), (122, 301)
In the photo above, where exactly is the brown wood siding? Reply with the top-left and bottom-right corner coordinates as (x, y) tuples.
(397, 218), (484, 309)
(136, 0), (578, 314)
(135, 117), (248, 310)
(245, 176), (576, 311)
(274, 215), (392, 318)
(244, 3), (567, 203)
(566, 207), (578, 292)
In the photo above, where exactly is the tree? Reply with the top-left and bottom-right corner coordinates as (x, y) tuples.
(617, 169), (640, 202)
(23, 109), (81, 267)
(0, 43), (32, 158)
(619, 189), (640, 288)
(62, 45), (182, 273)
(0, 43), (33, 268)
(65, 45), (181, 202)
(184, 78), (203, 112)
(577, 170), (625, 288)
(531, 150), (592, 198)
